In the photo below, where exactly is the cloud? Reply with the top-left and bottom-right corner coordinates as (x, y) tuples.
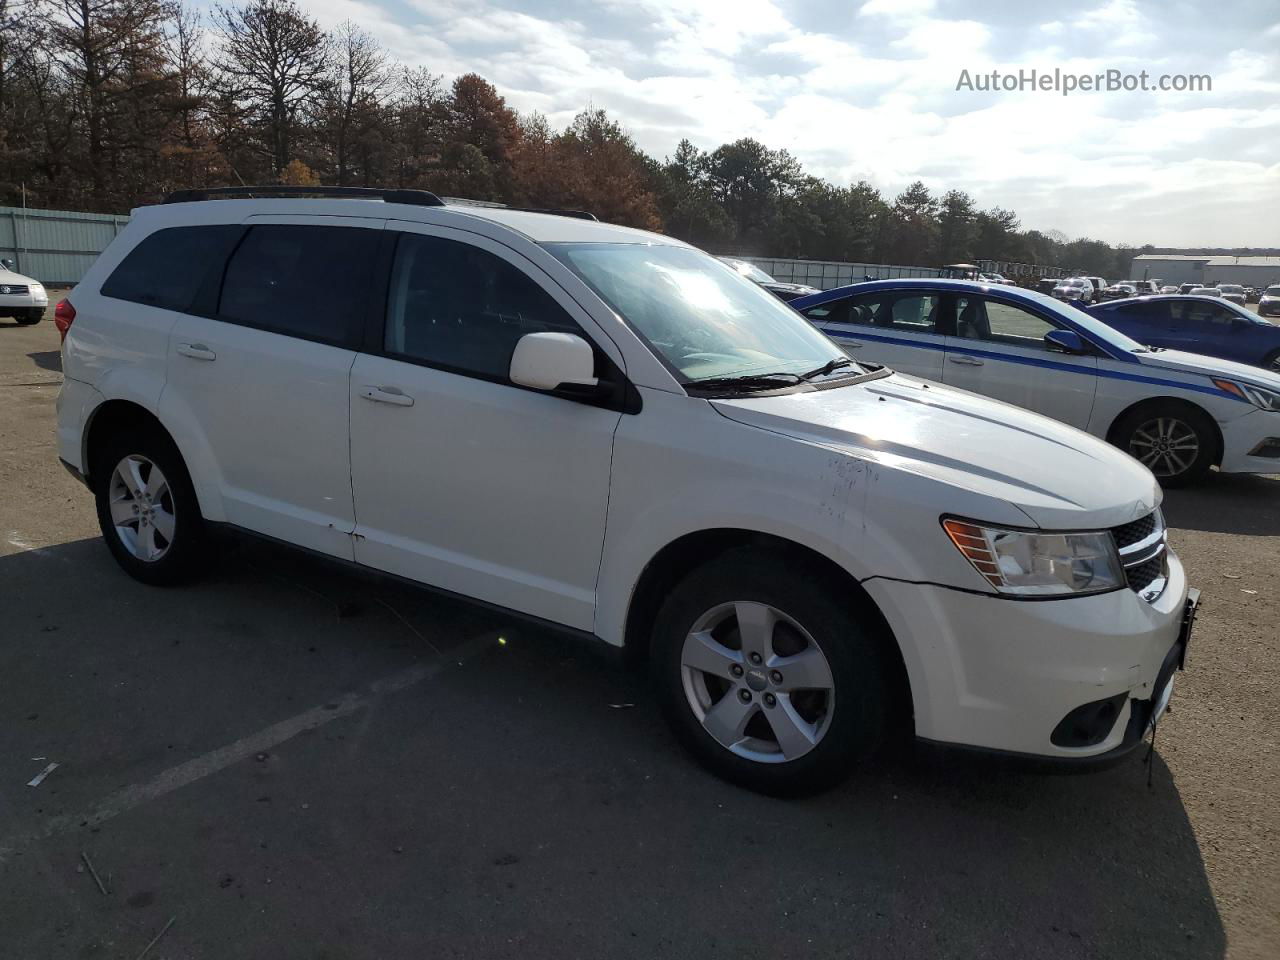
(290, 0), (1278, 247)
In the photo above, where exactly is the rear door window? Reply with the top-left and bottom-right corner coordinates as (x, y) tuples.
(101, 225), (241, 312)
(844, 292), (940, 333)
(217, 224), (379, 348)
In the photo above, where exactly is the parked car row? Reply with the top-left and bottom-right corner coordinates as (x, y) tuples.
(51, 187), (1202, 795)
(790, 280), (1280, 485)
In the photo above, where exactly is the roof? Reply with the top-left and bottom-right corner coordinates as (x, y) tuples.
(789, 277), (1037, 306)
(1133, 254), (1280, 267)
(141, 195), (681, 246)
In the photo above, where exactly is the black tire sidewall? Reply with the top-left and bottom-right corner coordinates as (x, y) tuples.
(92, 427), (207, 585)
(1115, 404), (1216, 486)
(652, 548), (893, 796)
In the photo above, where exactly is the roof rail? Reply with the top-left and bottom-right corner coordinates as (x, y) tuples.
(164, 186), (445, 206)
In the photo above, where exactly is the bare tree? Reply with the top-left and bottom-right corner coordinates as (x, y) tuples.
(214, 0), (325, 175)
(321, 20), (387, 185)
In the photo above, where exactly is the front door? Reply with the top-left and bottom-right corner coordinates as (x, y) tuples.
(348, 224), (622, 630)
(942, 295), (1098, 429)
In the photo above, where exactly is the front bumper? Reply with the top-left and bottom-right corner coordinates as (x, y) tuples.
(1217, 407), (1280, 473)
(0, 293), (48, 310)
(863, 551), (1189, 758)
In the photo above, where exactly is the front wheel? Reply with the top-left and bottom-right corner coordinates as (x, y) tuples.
(1113, 404), (1216, 486)
(14, 308), (42, 325)
(1263, 350), (1280, 374)
(652, 548), (896, 796)
(92, 427), (208, 585)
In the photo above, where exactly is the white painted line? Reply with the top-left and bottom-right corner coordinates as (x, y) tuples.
(26, 762), (59, 788)
(0, 634), (495, 861)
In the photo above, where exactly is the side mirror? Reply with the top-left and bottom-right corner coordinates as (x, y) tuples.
(0, 258), (13, 270)
(1045, 329), (1087, 354)
(510, 331), (598, 392)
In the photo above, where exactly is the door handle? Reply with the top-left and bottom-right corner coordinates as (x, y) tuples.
(360, 386), (414, 407)
(176, 343), (216, 361)
(949, 355), (984, 366)
(840, 340), (864, 349)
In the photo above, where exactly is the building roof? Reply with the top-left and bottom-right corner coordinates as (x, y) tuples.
(1133, 254), (1280, 266)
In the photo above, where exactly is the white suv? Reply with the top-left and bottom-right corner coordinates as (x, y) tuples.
(55, 187), (1197, 794)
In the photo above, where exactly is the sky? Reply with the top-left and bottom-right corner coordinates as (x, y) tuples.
(298, 0), (1279, 248)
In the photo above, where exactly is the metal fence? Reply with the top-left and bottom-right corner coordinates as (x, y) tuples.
(0, 206), (130, 285)
(733, 256), (952, 291)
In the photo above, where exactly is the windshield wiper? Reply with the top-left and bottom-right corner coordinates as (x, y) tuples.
(800, 357), (855, 381)
(685, 372), (805, 394)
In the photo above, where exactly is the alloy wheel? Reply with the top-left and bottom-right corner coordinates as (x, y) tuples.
(1129, 417), (1200, 479)
(680, 601), (835, 763)
(107, 454), (176, 562)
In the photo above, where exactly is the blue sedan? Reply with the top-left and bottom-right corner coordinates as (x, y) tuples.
(1087, 295), (1280, 373)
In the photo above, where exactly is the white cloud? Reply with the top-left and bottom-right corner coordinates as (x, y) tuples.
(287, 0), (1278, 246)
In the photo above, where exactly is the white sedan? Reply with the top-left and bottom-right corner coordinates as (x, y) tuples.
(792, 279), (1280, 484)
(0, 259), (49, 324)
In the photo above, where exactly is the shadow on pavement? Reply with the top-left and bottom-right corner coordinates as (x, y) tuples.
(1162, 471), (1280, 536)
(25, 350), (61, 372)
(0, 536), (1225, 959)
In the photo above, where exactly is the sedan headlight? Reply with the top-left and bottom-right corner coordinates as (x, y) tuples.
(942, 518), (1124, 596)
(1213, 378), (1280, 412)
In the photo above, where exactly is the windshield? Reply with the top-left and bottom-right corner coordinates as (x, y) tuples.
(549, 242), (847, 382)
(1018, 288), (1149, 352)
(1267, 286), (1280, 296)
(1060, 279), (1084, 287)
(723, 259), (777, 284)
(1219, 285), (1243, 293)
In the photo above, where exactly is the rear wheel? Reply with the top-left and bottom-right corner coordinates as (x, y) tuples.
(92, 427), (208, 585)
(1112, 403), (1216, 486)
(652, 548), (895, 796)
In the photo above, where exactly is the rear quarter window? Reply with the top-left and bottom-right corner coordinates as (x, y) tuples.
(100, 225), (242, 312)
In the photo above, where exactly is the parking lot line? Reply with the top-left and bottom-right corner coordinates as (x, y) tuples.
(0, 632), (497, 862)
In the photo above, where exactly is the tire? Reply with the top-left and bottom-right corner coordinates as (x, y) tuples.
(92, 425), (208, 585)
(14, 308), (42, 325)
(652, 547), (896, 796)
(1112, 403), (1216, 487)
(1263, 350), (1280, 375)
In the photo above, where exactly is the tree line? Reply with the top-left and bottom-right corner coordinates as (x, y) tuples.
(1, 0), (1156, 278)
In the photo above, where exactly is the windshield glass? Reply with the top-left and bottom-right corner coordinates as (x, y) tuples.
(1267, 286), (1280, 296)
(1018, 288), (1149, 352)
(724, 259), (776, 284)
(1060, 279), (1084, 287)
(549, 242), (847, 382)
(1219, 285), (1243, 293)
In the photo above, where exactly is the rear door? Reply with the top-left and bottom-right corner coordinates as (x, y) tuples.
(802, 290), (946, 381)
(942, 295), (1098, 428)
(160, 216), (383, 559)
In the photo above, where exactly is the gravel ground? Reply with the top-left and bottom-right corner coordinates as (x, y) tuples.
(0, 302), (1276, 959)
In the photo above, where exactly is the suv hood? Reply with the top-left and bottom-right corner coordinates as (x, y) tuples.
(1135, 348), (1280, 390)
(0, 267), (37, 284)
(712, 374), (1160, 530)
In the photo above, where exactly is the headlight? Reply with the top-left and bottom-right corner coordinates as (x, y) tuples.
(942, 518), (1124, 596)
(1212, 378), (1280, 412)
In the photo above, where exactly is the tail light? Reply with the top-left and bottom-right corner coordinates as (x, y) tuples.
(54, 298), (75, 341)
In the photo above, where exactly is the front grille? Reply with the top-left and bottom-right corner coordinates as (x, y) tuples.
(0, 283), (29, 295)
(1110, 510), (1168, 601)
(1112, 513), (1156, 550)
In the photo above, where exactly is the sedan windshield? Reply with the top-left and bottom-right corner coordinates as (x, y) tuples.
(724, 259), (777, 284)
(1219, 285), (1243, 293)
(549, 243), (848, 383)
